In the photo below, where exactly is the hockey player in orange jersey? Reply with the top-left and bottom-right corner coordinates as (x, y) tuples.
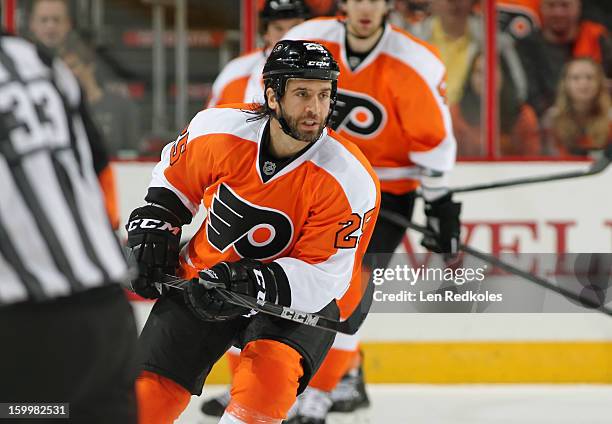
(201, 1), (312, 418)
(126, 40), (380, 424)
(281, 1), (462, 422)
(207, 0), (310, 107)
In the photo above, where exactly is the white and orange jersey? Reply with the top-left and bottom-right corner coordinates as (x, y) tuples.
(283, 17), (456, 195)
(207, 49), (267, 107)
(148, 104), (380, 313)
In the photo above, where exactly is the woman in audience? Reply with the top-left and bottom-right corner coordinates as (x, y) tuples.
(452, 52), (541, 157)
(542, 57), (611, 156)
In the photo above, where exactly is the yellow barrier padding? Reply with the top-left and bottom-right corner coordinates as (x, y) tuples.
(363, 341), (612, 383)
(205, 341), (612, 384)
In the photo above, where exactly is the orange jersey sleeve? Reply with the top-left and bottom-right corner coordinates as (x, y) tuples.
(97, 164), (120, 230)
(386, 29), (455, 169)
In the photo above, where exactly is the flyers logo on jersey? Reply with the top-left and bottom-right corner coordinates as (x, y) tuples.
(498, 9), (537, 39)
(332, 89), (387, 138)
(207, 184), (294, 260)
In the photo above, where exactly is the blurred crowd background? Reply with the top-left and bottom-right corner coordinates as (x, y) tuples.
(2, 0), (610, 160)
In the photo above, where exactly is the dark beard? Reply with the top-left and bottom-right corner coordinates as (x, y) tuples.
(284, 114), (326, 143)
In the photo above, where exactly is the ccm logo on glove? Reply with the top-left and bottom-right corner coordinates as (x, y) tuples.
(127, 218), (181, 235)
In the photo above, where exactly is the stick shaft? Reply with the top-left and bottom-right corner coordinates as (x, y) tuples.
(159, 274), (370, 334)
(449, 156), (610, 194)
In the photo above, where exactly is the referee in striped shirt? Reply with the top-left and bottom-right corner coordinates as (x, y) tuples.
(0, 33), (137, 423)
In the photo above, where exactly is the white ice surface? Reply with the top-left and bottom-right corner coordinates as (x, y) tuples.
(176, 384), (612, 424)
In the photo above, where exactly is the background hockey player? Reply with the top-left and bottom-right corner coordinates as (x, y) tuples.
(126, 40), (380, 424)
(207, 0), (310, 107)
(281, 0), (461, 421)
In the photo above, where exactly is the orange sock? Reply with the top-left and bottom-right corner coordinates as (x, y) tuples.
(230, 340), (303, 420)
(135, 370), (191, 424)
(309, 349), (358, 392)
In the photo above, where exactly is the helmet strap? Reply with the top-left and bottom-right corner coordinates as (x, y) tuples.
(325, 81), (338, 127)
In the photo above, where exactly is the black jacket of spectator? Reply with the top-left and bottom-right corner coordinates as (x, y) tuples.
(516, 20), (612, 117)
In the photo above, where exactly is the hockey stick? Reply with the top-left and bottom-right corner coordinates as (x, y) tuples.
(379, 210), (612, 316)
(448, 145), (612, 194)
(157, 273), (374, 335)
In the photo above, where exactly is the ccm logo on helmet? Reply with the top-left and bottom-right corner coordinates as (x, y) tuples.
(207, 184), (294, 260)
(307, 60), (329, 67)
(127, 218), (181, 235)
(332, 89), (387, 138)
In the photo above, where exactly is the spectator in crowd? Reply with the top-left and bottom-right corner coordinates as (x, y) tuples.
(62, 40), (141, 156)
(413, 0), (527, 107)
(452, 52), (541, 157)
(388, 0), (432, 33)
(28, 0), (72, 52)
(542, 57), (611, 156)
(516, 0), (612, 117)
(411, 0), (476, 105)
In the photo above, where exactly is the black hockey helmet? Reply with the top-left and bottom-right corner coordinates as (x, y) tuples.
(260, 0), (311, 25)
(262, 40), (340, 137)
(263, 39), (339, 99)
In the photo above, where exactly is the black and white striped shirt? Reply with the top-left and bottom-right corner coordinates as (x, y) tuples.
(0, 34), (128, 305)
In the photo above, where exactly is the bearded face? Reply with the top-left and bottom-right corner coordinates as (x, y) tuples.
(281, 106), (328, 142)
(269, 79), (333, 143)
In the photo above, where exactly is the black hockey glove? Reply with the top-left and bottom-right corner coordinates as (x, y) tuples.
(126, 204), (182, 299)
(184, 259), (290, 321)
(421, 194), (462, 258)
